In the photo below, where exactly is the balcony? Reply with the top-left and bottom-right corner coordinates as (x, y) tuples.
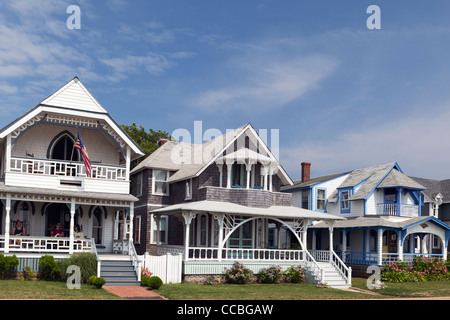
(375, 203), (419, 217)
(6, 156), (129, 194)
(197, 186), (292, 208)
(10, 157), (126, 180)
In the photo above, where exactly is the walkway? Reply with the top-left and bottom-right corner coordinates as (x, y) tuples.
(103, 286), (166, 300)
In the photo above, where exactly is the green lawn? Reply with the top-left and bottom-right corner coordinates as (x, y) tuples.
(1, 278), (450, 300)
(0, 280), (123, 300)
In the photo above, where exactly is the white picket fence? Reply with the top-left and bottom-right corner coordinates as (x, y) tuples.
(140, 253), (183, 284)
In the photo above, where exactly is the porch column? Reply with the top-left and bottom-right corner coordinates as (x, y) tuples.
(217, 164), (223, 188)
(215, 214), (224, 261)
(182, 212), (196, 261)
(129, 202), (134, 243)
(327, 221), (335, 262)
(69, 198), (76, 254)
(154, 215), (161, 245)
(262, 165), (269, 191)
(4, 194), (11, 254)
(245, 163), (252, 189)
(397, 231), (403, 261)
(342, 229), (347, 261)
(114, 211), (120, 239)
(377, 228), (383, 265)
(226, 163), (232, 189)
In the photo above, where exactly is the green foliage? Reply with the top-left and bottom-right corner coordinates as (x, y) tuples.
(22, 265), (35, 281)
(284, 265), (308, 284)
(381, 257), (450, 283)
(144, 276), (163, 289)
(0, 254), (19, 279)
(38, 255), (61, 281)
(59, 253), (97, 283)
(224, 262), (254, 284)
(120, 123), (171, 167)
(258, 265), (282, 284)
(86, 275), (105, 289)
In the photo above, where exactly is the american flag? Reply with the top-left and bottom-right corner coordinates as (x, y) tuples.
(75, 131), (92, 178)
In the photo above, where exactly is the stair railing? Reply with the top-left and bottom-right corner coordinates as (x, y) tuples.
(330, 250), (352, 285)
(91, 238), (101, 277)
(129, 239), (143, 282)
(304, 249), (325, 283)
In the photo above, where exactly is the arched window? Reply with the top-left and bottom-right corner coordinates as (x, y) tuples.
(48, 131), (80, 161)
(93, 207), (103, 244)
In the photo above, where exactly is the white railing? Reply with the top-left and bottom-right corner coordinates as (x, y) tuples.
(376, 203), (418, 217)
(129, 240), (143, 282)
(186, 247), (305, 262)
(330, 250), (352, 285)
(0, 235), (93, 254)
(10, 157), (127, 181)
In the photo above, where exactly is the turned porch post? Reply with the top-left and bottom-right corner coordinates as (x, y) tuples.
(215, 214), (224, 261)
(182, 212), (196, 261)
(129, 202), (134, 243)
(327, 220), (335, 262)
(377, 228), (383, 265)
(4, 194), (11, 254)
(69, 198), (76, 254)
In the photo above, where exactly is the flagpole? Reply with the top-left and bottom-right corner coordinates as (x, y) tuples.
(69, 131), (77, 165)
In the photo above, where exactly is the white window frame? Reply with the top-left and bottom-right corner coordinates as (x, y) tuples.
(151, 214), (168, 244)
(316, 188), (326, 211)
(341, 190), (350, 211)
(185, 178), (192, 200)
(152, 169), (169, 196)
(136, 172), (143, 197)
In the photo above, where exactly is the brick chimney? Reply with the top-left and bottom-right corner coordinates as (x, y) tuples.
(301, 162), (311, 182)
(158, 139), (168, 147)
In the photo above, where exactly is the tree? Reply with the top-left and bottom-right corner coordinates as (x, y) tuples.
(121, 123), (171, 167)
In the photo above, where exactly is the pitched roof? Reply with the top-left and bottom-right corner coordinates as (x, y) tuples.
(0, 77), (144, 160)
(281, 171), (351, 191)
(378, 169), (425, 190)
(41, 77), (107, 113)
(131, 124), (294, 186)
(410, 176), (450, 203)
(151, 200), (345, 221)
(310, 215), (450, 230)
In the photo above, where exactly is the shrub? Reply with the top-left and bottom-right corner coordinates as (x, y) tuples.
(146, 276), (163, 289)
(0, 254), (19, 279)
(59, 253), (97, 283)
(381, 257), (450, 283)
(88, 275), (98, 285)
(258, 265), (282, 284)
(38, 255), (61, 281)
(224, 262), (253, 284)
(22, 265), (35, 281)
(93, 277), (106, 289)
(284, 265), (308, 284)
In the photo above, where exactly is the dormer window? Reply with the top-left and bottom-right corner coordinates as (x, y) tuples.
(153, 169), (169, 196)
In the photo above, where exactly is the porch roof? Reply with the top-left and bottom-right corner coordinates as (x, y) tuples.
(0, 180), (138, 203)
(310, 216), (450, 230)
(151, 200), (345, 221)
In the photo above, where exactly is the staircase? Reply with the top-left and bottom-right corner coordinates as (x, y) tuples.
(317, 261), (351, 289)
(100, 256), (140, 286)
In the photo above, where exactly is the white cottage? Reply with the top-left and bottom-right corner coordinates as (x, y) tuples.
(0, 77), (145, 284)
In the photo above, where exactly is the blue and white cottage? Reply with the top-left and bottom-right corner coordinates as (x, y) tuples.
(282, 162), (450, 267)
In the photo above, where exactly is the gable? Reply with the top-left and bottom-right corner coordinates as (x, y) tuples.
(41, 77), (106, 113)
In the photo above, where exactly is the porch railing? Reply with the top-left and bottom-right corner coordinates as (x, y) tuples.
(375, 203), (419, 217)
(10, 156), (127, 181)
(0, 235), (94, 254)
(187, 247), (305, 261)
(335, 251), (445, 265)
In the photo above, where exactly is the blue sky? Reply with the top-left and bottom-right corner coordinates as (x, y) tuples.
(1, 0), (450, 181)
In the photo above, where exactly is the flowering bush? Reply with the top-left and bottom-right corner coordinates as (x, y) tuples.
(141, 266), (153, 278)
(381, 257), (450, 283)
(284, 265), (308, 284)
(224, 262), (253, 284)
(259, 265), (283, 284)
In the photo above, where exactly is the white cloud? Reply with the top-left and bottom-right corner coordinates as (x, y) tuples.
(281, 104), (450, 180)
(190, 40), (338, 113)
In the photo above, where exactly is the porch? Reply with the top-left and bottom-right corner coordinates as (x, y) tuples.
(309, 216), (450, 266)
(149, 200), (352, 287)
